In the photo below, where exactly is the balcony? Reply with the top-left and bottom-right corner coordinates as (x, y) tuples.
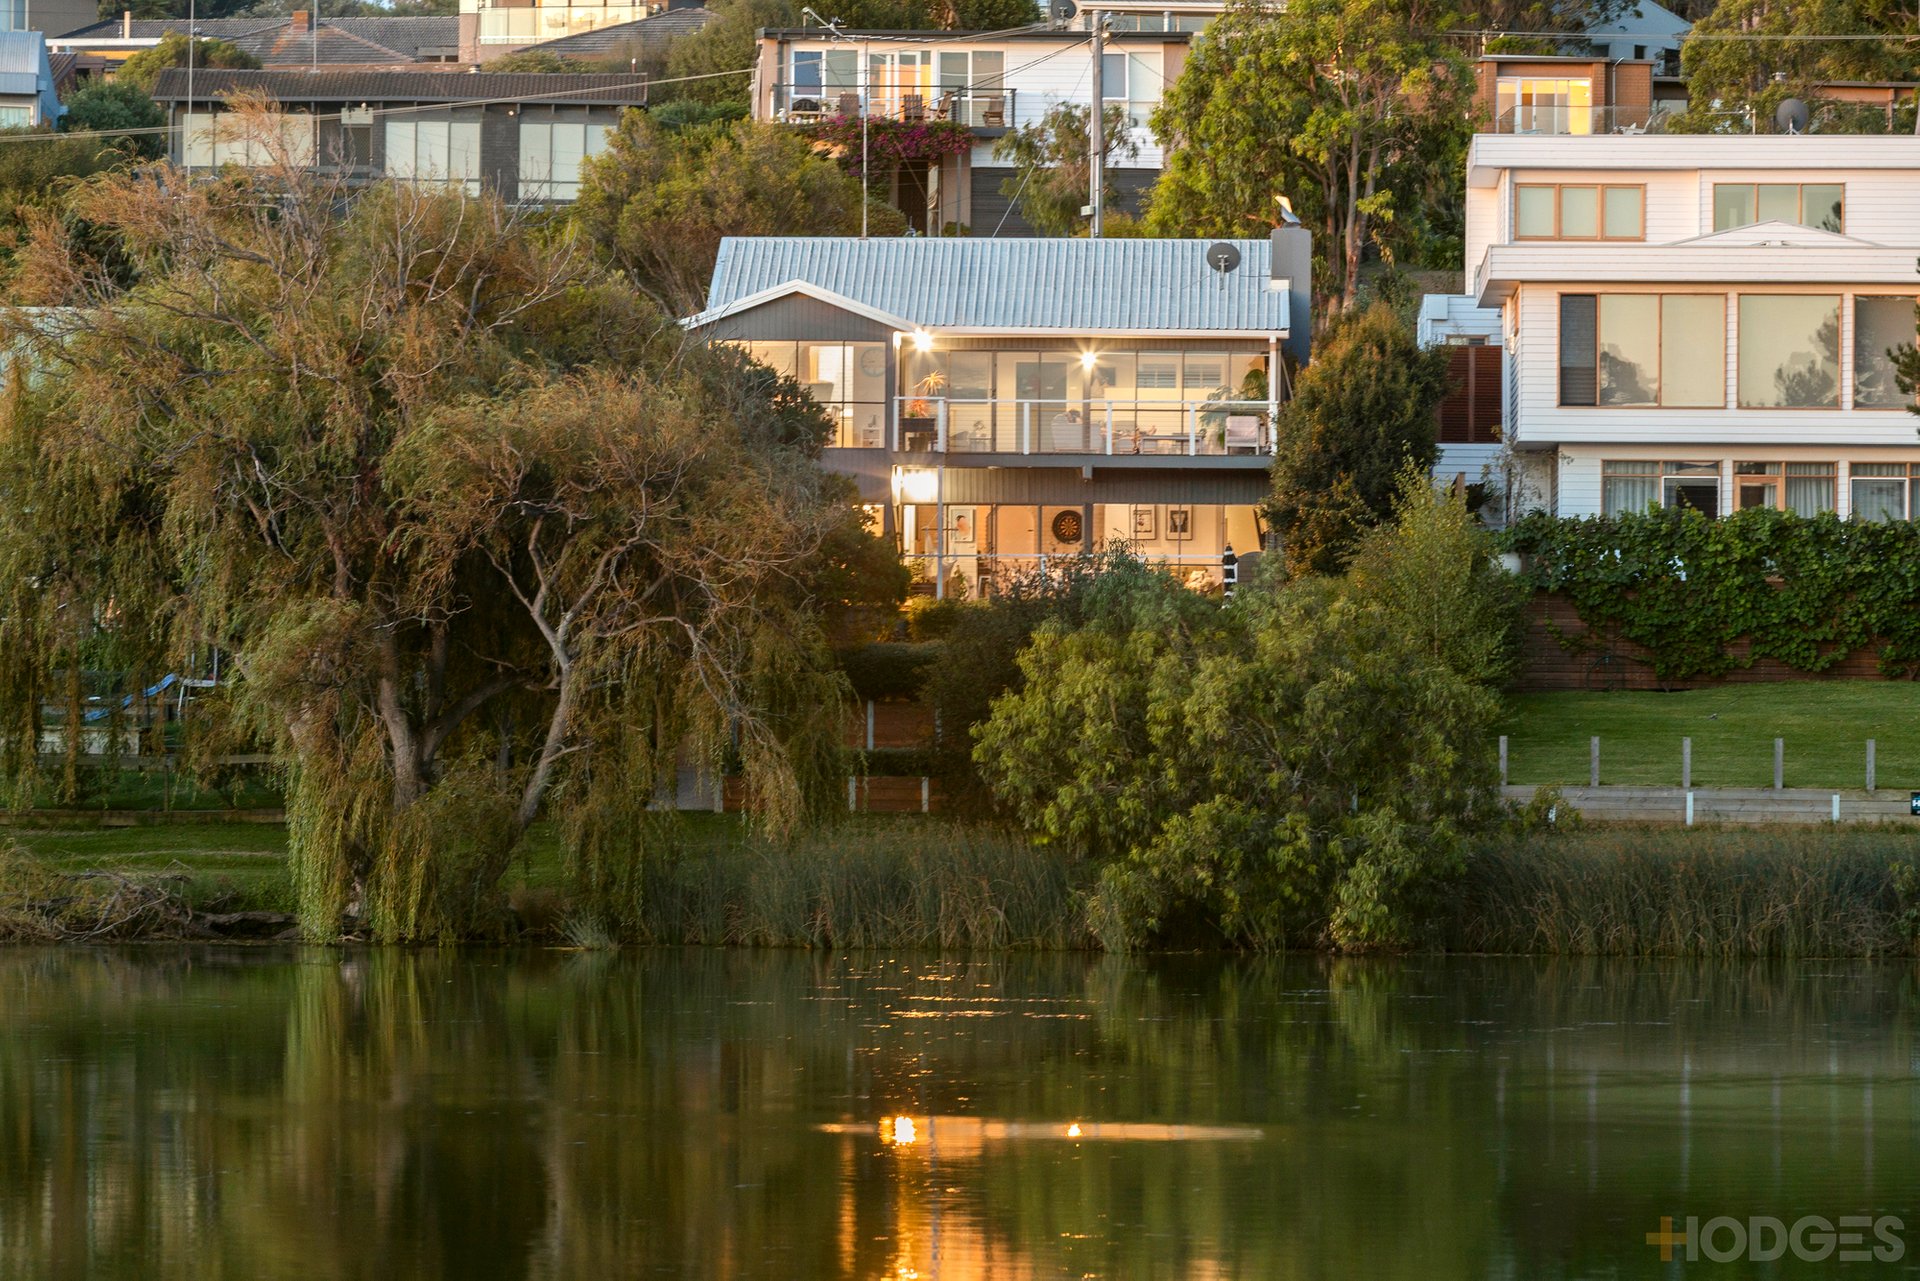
(1488, 104), (1670, 136)
(478, 5), (650, 44)
(770, 83), (1016, 129)
(890, 397), (1272, 458)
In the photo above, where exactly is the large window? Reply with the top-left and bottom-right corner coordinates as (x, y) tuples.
(386, 116), (482, 194)
(1712, 183), (1844, 233)
(1853, 295), (1917, 409)
(1515, 184), (1643, 240)
(1559, 294), (1725, 407)
(793, 48), (858, 96)
(1737, 294), (1841, 408)
(1495, 76), (1593, 134)
(739, 340), (887, 448)
(518, 120), (613, 202)
(1733, 461), (1835, 516)
(937, 49), (1003, 126)
(1849, 463), (1920, 520)
(1601, 460), (1719, 516)
(183, 109), (316, 169)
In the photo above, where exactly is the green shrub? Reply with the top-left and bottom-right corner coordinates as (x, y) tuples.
(1503, 507), (1920, 682)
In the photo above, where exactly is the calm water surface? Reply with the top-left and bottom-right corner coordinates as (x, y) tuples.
(0, 947), (1916, 1279)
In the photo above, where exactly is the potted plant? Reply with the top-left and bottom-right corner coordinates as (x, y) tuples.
(899, 369), (946, 450)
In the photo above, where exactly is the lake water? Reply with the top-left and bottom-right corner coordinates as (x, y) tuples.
(0, 948), (1915, 1279)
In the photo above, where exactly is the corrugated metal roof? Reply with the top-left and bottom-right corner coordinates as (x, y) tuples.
(703, 236), (1292, 335)
(150, 67), (651, 106)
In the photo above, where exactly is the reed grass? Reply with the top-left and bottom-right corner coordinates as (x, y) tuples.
(638, 819), (1092, 950)
(1448, 827), (1920, 958)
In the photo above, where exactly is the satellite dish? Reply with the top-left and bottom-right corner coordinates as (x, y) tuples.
(1775, 97), (1810, 134)
(1207, 242), (1243, 274)
(1050, 0), (1076, 21)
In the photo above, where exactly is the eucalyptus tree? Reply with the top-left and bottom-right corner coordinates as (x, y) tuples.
(0, 119), (867, 938)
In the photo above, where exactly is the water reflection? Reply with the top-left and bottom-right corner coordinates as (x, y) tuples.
(0, 948), (1914, 1279)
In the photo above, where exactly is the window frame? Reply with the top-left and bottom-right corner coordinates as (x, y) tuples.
(1711, 182), (1846, 234)
(1515, 183), (1646, 241)
(1735, 293), (1843, 410)
(1850, 294), (1918, 412)
(1558, 291), (1728, 409)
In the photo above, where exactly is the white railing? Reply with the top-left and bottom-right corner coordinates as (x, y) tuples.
(771, 84), (1017, 128)
(892, 397), (1273, 458)
(906, 551), (1234, 600)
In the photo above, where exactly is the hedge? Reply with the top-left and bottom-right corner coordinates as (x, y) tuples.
(1501, 508), (1920, 682)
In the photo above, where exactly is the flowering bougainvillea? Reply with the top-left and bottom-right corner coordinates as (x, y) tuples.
(803, 115), (975, 178)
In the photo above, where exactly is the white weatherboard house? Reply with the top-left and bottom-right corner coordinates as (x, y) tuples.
(686, 234), (1310, 597)
(1437, 133), (1920, 521)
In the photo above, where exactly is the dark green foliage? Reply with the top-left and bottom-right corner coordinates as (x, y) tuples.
(837, 643), (938, 701)
(478, 49), (576, 73)
(0, 131), (142, 291)
(61, 82), (167, 159)
(117, 33), (261, 93)
(991, 103), (1137, 236)
(1265, 303), (1449, 576)
(975, 481), (1516, 951)
(646, 99), (749, 132)
(950, 0), (1038, 27)
(1670, 0), (1918, 132)
(1503, 507), (1920, 684)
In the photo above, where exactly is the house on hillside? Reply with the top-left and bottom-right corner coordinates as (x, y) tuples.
(0, 31), (63, 128)
(53, 12), (462, 75)
(684, 233), (1311, 597)
(1424, 132), (1920, 522)
(749, 27), (1189, 234)
(506, 3), (718, 67)
(149, 68), (645, 203)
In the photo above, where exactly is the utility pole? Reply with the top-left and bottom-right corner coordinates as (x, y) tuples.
(185, 0), (195, 173)
(1087, 11), (1104, 236)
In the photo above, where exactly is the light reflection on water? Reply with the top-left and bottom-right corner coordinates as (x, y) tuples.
(0, 947), (1915, 1279)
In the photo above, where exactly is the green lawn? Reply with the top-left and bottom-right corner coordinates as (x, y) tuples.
(1501, 681), (1920, 789)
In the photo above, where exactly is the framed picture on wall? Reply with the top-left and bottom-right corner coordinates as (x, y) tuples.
(1167, 507), (1193, 540)
(1132, 506), (1156, 539)
(950, 507), (977, 545)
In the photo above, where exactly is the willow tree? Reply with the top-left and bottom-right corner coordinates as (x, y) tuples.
(0, 123), (865, 939)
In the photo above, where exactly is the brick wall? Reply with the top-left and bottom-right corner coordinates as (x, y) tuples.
(1516, 592), (1889, 692)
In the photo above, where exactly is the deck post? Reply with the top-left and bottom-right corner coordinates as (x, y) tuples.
(1682, 737), (1691, 791)
(1867, 739), (1877, 794)
(1589, 736), (1599, 788)
(1773, 738), (1784, 791)
(1685, 791), (1694, 826)
(1498, 735), (1508, 787)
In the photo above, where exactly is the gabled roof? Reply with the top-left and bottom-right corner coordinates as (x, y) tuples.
(696, 236), (1292, 337)
(150, 67), (651, 107)
(0, 31), (51, 97)
(684, 280), (917, 333)
(532, 7), (717, 59)
(1674, 220), (1881, 249)
(1586, 0), (1690, 39)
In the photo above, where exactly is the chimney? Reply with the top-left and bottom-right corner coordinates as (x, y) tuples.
(120, 8), (130, 37)
(291, 8), (310, 31)
(1270, 221), (1312, 367)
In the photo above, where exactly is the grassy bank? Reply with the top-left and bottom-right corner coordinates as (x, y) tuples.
(1501, 682), (1920, 788)
(7, 818), (1920, 956)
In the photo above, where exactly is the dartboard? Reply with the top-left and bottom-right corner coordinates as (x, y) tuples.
(1050, 510), (1083, 544)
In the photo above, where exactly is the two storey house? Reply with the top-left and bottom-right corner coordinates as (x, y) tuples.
(1435, 133), (1920, 522)
(750, 27), (1188, 234)
(686, 233), (1310, 597)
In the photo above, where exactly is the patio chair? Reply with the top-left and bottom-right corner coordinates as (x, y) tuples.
(901, 94), (925, 123)
(981, 96), (1005, 127)
(1223, 415), (1262, 455)
(836, 92), (860, 118)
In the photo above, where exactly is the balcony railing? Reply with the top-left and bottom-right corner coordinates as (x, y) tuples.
(478, 4), (650, 44)
(892, 397), (1273, 457)
(905, 552), (1237, 600)
(771, 84), (1016, 128)
(1488, 104), (1672, 136)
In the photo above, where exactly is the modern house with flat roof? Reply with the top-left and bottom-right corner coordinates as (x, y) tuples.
(150, 68), (645, 203)
(750, 26), (1188, 234)
(686, 233), (1310, 596)
(1432, 132), (1920, 523)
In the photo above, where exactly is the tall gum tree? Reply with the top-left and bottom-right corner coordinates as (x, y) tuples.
(1147, 0), (1472, 312)
(0, 114), (870, 938)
